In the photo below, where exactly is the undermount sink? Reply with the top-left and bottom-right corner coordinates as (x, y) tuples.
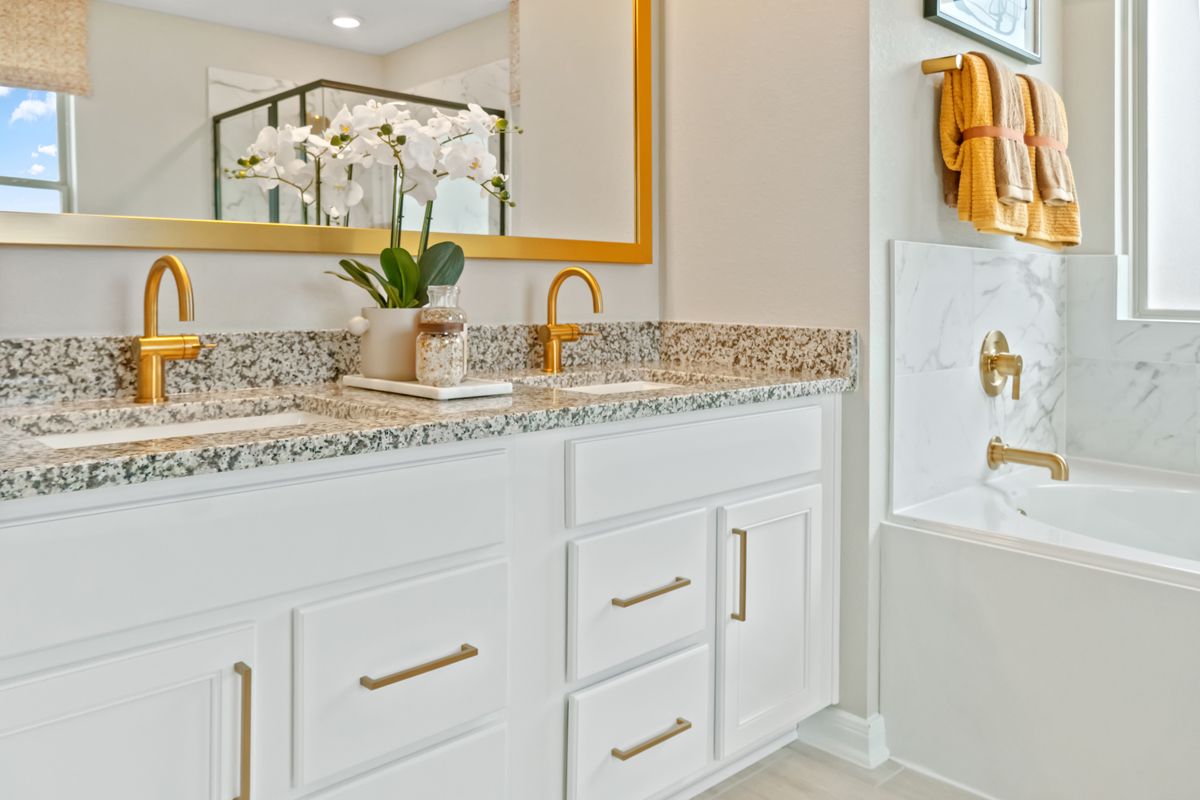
(35, 411), (339, 450)
(558, 380), (681, 395)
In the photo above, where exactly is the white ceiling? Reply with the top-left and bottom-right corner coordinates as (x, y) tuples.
(104, 0), (511, 56)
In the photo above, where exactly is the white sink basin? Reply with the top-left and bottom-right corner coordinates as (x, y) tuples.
(558, 381), (680, 395)
(36, 412), (339, 450)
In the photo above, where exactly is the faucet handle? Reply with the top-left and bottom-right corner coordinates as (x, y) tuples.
(980, 331), (1022, 400)
(579, 332), (599, 337)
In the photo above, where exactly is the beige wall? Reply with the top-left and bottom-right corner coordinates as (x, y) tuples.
(869, 0), (1065, 719)
(78, 2), (385, 220)
(382, 10), (509, 91)
(661, 0), (872, 715)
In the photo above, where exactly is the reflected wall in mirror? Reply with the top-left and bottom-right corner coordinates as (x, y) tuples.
(0, 0), (648, 258)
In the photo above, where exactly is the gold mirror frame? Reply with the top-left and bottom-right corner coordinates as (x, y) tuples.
(0, 0), (652, 264)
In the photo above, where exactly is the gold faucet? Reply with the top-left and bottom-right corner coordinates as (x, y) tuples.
(135, 255), (216, 404)
(987, 436), (1069, 481)
(539, 267), (604, 373)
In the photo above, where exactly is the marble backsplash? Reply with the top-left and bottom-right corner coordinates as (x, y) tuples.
(892, 241), (1066, 511)
(1067, 256), (1200, 473)
(0, 321), (858, 406)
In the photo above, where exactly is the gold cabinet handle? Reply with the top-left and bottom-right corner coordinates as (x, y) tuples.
(612, 577), (691, 608)
(359, 644), (478, 691)
(612, 718), (693, 761)
(233, 662), (252, 800)
(731, 528), (747, 621)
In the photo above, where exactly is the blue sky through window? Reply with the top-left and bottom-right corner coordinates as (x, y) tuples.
(1, 87), (59, 182)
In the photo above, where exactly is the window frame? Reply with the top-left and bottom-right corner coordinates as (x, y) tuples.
(0, 92), (75, 214)
(1132, 0), (1200, 320)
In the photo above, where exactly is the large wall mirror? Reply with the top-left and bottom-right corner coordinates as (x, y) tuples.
(0, 0), (651, 262)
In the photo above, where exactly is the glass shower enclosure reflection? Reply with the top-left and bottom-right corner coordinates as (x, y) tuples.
(213, 80), (506, 235)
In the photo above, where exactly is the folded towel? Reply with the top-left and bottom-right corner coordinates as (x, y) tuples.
(973, 52), (1034, 206)
(1020, 74), (1076, 206)
(1016, 76), (1082, 249)
(940, 53), (1029, 236)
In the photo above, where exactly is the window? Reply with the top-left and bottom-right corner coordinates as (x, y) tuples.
(0, 87), (73, 214)
(1138, 0), (1200, 316)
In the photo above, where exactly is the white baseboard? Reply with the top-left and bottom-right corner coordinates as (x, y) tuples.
(889, 758), (1004, 800)
(795, 707), (890, 769)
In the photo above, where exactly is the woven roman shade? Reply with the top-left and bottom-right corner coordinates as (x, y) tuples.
(0, 0), (91, 96)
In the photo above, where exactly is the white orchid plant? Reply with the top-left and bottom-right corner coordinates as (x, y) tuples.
(232, 99), (521, 308)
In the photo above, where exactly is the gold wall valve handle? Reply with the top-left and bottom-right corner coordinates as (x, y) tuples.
(612, 718), (692, 761)
(233, 662), (252, 800)
(539, 267), (604, 373)
(612, 577), (691, 608)
(731, 528), (748, 621)
(135, 255), (217, 404)
(359, 644), (478, 691)
(980, 330), (1023, 399)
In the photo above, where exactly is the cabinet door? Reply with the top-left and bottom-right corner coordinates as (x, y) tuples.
(0, 624), (255, 800)
(716, 485), (830, 758)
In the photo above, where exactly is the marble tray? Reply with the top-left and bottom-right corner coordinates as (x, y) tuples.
(341, 375), (513, 400)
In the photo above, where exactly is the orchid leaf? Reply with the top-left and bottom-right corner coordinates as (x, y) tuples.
(380, 247), (419, 305)
(333, 260), (387, 307)
(325, 271), (385, 308)
(416, 242), (465, 306)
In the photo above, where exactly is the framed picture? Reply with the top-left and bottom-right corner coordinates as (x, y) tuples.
(924, 0), (1041, 64)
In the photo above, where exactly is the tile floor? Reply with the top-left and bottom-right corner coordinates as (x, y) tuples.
(695, 741), (982, 799)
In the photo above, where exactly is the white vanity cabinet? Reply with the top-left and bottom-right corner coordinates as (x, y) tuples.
(717, 485), (832, 757)
(0, 624), (255, 800)
(0, 393), (840, 800)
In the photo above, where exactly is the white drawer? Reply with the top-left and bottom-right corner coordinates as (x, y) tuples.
(314, 724), (507, 800)
(0, 449), (509, 660)
(567, 645), (709, 800)
(567, 407), (822, 526)
(568, 510), (708, 680)
(293, 560), (508, 785)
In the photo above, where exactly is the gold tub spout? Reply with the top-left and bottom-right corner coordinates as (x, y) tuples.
(135, 255), (216, 404)
(538, 267), (604, 373)
(986, 436), (1069, 481)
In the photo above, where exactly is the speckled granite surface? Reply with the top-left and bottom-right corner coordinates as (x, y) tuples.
(661, 322), (856, 377)
(0, 357), (855, 502)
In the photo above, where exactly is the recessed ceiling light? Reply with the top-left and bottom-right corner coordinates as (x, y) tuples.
(331, 16), (361, 28)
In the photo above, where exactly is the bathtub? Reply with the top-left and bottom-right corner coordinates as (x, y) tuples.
(892, 458), (1200, 588)
(882, 460), (1200, 800)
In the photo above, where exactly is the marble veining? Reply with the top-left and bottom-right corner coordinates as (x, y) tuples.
(892, 241), (1067, 510)
(0, 362), (853, 502)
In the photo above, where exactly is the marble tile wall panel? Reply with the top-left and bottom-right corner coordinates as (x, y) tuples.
(891, 241), (1067, 511)
(1065, 256), (1200, 472)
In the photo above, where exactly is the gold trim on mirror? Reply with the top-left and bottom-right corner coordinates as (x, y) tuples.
(0, 0), (653, 265)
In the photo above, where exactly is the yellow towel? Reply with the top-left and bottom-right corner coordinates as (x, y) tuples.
(1016, 77), (1082, 250)
(940, 54), (1029, 237)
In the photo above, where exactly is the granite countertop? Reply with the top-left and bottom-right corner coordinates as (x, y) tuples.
(0, 361), (854, 502)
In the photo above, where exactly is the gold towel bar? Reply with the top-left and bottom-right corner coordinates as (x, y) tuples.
(922, 55), (964, 74)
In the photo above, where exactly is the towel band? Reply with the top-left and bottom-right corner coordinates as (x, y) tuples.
(963, 126), (1067, 153)
(1023, 134), (1067, 153)
(962, 125), (1025, 143)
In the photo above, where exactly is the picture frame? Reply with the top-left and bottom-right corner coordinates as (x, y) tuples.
(924, 0), (1041, 64)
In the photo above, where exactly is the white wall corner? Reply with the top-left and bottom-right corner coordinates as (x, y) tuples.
(795, 707), (890, 769)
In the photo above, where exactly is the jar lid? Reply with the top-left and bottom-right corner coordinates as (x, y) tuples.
(418, 322), (465, 333)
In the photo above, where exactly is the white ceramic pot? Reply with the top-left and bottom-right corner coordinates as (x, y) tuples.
(351, 307), (422, 381)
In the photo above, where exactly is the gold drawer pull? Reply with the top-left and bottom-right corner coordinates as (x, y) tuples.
(731, 528), (748, 621)
(612, 717), (692, 761)
(234, 662), (252, 800)
(612, 577), (691, 608)
(359, 644), (478, 691)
